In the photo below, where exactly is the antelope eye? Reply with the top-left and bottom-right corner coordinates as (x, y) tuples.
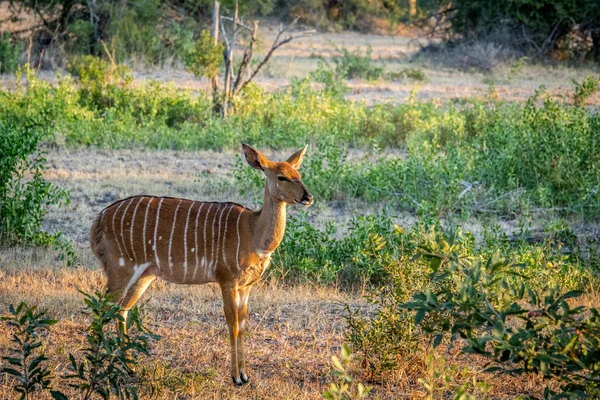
(277, 176), (290, 182)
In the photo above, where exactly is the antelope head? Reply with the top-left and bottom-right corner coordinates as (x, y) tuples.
(242, 144), (313, 206)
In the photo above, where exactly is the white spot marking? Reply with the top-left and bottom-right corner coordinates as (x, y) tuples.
(168, 199), (183, 272)
(191, 248), (195, 253)
(129, 197), (144, 263)
(142, 197), (154, 262)
(153, 198), (164, 270)
(119, 257), (125, 267)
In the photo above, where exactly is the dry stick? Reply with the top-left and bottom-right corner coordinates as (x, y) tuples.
(232, 20), (259, 94)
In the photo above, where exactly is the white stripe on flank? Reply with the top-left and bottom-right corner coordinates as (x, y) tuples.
(203, 203), (214, 272)
(124, 262), (152, 294)
(153, 198), (164, 270)
(214, 204), (228, 272)
(168, 199), (183, 272)
(192, 203), (205, 281)
(129, 197), (144, 263)
(120, 198), (135, 260)
(236, 209), (243, 270)
(183, 201), (194, 280)
(210, 203), (222, 271)
(142, 198), (154, 262)
(112, 200), (126, 256)
(222, 204), (234, 265)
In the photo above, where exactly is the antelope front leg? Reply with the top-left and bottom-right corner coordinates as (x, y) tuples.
(237, 286), (251, 384)
(221, 284), (245, 385)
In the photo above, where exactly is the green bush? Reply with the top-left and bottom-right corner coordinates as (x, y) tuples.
(0, 115), (70, 248)
(441, 0), (600, 59)
(1, 303), (61, 400)
(402, 243), (600, 397)
(184, 30), (224, 80)
(320, 45), (385, 81)
(336, 218), (597, 374)
(64, 291), (159, 399)
(0, 32), (20, 74)
(1, 293), (159, 399)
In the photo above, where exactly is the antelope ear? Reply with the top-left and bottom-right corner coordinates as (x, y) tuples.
(287, 145), (308, 170)
(242, 143), (269, 171)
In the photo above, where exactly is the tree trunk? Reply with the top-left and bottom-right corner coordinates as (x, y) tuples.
(409, 0), (417, 18)
(211, 1), (221, 115)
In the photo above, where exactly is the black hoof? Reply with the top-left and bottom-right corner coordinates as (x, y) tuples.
(232, 375), (250, 386)
(241, 373), (250, 384)
(232, 376), (243, 386)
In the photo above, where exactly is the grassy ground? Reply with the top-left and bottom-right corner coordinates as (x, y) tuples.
(1, 147), (593, 399)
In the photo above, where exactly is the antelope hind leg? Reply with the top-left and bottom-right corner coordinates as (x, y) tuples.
(108, 267), (157, 373)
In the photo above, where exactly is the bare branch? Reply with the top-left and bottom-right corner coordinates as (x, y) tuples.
(236, 21), (315, 94)
(221, 16), (253, 31)
(233, 20), (259, 95)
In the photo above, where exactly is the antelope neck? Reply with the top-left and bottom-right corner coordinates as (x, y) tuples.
(250, 180), (287, 254)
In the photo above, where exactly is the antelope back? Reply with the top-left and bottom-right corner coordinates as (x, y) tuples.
(92, 196), (247, 284)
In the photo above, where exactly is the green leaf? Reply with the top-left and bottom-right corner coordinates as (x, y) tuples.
(50, 390), (69, 400)
(433, 334), (443, 348)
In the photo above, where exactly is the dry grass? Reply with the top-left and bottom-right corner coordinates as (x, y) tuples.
(0, 257), (562, 399)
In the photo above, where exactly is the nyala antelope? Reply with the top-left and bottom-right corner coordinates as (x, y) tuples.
(89, 144), (312, 385)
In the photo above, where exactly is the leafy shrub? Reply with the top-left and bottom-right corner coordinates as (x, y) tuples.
(321, 45), (385, 80)
(0, 32), (20, 74)
(402, 245), (600, 397)
(64, 291), (159, 399)
(1, 293), (159, 399)
(341, 218), (598, 374)
(1, 303), (61, 400)
(573, 75), (600, 107)
(440, 0), (600, 60)
(183, 30), (224, 80)
(323, 345), (371, 400)
(67, 55), (132, 85)
(0, 116), (71, 251)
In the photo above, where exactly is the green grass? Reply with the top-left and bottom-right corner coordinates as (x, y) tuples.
(2, 67), (599, 219)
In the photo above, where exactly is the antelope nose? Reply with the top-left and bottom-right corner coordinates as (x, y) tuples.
(301, 192), (313, 205)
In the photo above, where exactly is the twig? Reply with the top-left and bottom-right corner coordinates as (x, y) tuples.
(478, 283), (506, 332)
(236, 18), (315, 94)
(220, 16), (253, 31)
